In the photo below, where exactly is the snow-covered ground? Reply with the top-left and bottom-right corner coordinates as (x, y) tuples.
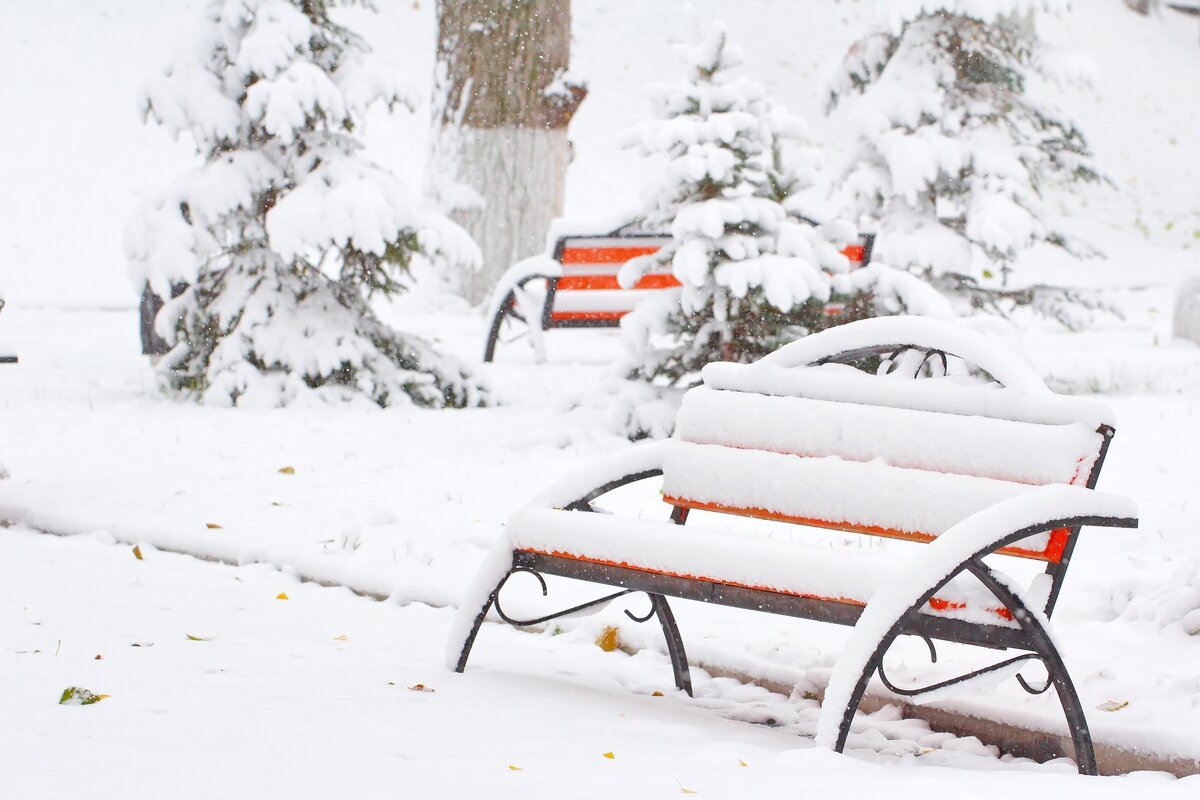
(3, 0), (1200, 796)
(7, 523), (1193, 799)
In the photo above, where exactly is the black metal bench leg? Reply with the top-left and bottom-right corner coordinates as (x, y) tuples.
(832, 629), (902, 755)
(649, 593), (693, 696)
(832, 561), (1098, 776)
(968, 562), (1097, 775)
(452, 570), (512, 674)
(482, 294), (514, 363)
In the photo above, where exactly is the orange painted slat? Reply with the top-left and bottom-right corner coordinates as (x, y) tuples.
(557, 273), (681, 292)
(633, 273), (680, 289)
(662, 495), (1068, 563)
(557, 275), (621, 291)
(549, 310), (627, 322)
(559, 242), (866, 273)
(560, 246), (662, 265)
(518, 546), (1014, 621)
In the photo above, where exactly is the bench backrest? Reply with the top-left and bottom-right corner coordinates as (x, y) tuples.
(662, 355), (1114, 564)
(545, 233), (872, 327)
(548, 235), (672, 324)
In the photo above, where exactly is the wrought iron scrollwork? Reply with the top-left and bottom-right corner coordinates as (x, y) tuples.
(623, 603), (657, 623)
(877, 651), (1052, 700)
(491, 566), (655, 628)
(879, 346), (950, 379)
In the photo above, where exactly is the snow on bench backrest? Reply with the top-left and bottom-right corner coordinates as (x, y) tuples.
(549, 235), (672, 323)
(547, 235), (870, 324)
(662, 317), (1115, 562)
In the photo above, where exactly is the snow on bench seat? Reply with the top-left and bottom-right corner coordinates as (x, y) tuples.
(506, 507), (1020, 625)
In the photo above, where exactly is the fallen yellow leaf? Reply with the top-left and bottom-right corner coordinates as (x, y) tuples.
(651, 690), (664, 697)
(1098, 700), (1129, 712)
(602, 752), (614, 760)
(278, 466), (295, 475)
(507, 765), (523, 772)
(738, 759), (747, 767)
(185, 633), (215, 641)
(333, 634), (348, 641)
(680, 788), (697, 795)
(276, 592), (289, 600)
(206, 523), (223, 529)
(132, 545), (143, 560)
(595, 626), (620, 653)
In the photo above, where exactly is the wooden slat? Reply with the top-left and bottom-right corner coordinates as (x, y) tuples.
(556, 273), (680, 292)
(516, 546), (1014, 621)
(560, 245), (661, 265)
(549, 310), (626, 322)
(662, 494), (1071, 563)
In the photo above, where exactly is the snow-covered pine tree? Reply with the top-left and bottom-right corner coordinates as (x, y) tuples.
(827, 0), (1104, 326)
(617, 22), (947, 386)
(125, 0), (486, 408)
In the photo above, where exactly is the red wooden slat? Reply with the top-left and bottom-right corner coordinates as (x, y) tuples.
(557, 273), (681, 292)
(549, 310), (627, 322)
(662, 494), (1070, 563)
(517, 546), (1014, 621)
(560, 246), (662, 264)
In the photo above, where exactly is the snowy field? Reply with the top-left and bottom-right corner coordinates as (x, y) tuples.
(3, 0), (1200, 797)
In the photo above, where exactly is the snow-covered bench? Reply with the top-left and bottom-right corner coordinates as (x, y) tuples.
(449, 316), (1137, 774)
(481, 222), (872, 362)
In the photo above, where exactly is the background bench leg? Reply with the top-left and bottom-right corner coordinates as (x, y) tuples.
(649, 593), (693, 696)
(482, 295), (513, 363)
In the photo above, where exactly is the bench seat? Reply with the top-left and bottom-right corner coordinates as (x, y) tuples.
(507, 506), (1024, 625)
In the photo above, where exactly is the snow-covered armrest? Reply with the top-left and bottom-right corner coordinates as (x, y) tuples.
(527, 439), (668, 511)
(816, 485), (1137, 750)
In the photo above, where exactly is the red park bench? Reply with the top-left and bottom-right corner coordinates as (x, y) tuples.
(482, 222), (874, 362)
(450, 316), (1138, 774)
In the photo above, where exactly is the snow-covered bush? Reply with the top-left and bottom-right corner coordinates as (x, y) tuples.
(125, 0), (486, 407)
(827, 1), (1105, 327)
(617, 22), (948, 387)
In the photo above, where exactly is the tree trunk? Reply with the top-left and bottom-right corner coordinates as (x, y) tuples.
(431, 0), (586, 305)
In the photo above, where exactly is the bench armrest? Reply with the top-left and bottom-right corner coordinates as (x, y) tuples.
(816, 485), (1137, 749)
(446, 440), (668, 670)
(483, 255), (563, 320)
(528, 439), (669, 511)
